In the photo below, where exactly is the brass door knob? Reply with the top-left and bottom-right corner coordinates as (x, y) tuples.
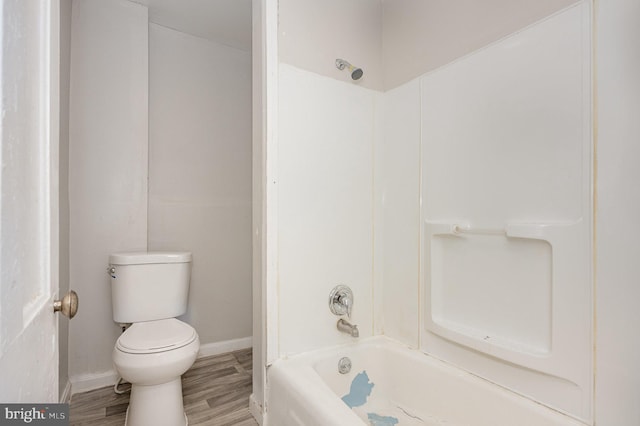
(53, 290), (79, 319)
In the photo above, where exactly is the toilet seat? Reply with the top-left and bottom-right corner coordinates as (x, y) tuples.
(116, 318), (197, 354)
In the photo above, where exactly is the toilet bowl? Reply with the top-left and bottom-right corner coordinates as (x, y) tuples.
(108, 252), (199, 426)
(113, 319), (200, 426)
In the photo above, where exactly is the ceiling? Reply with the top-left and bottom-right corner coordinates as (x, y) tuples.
(129, 0), (252, 51)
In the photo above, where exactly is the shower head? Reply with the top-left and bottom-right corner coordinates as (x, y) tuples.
(336, 59), (363, 81)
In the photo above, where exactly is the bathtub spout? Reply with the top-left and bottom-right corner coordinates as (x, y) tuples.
(337, 319), (359, 337)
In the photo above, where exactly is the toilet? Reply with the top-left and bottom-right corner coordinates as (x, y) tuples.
(109, 252), (200, 426)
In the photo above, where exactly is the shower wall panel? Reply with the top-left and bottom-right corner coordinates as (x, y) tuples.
(278, 64), (379, 356)
(378, 79), (421, 348)
(420, 2), (592, 421)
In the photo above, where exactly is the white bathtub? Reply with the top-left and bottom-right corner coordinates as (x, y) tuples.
(267, 337), (585, 426)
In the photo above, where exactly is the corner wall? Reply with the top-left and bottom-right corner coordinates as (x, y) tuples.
(278, 0), (383, 91)
(68, 0), (148, 386)
(381, 0), (581, 90)
(68, 0), (254, 390)
(272, 0), (591, 362)
(147, 23), (253, 347)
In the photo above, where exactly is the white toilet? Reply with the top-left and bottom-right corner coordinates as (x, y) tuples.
(109, 252), (200, 426)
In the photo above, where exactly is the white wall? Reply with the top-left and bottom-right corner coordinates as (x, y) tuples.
(419, 4), (592, 420)
(382, 0), (580, 90)
(273, 0), (587, 360)
(380, 7), (594, 419)
(273, 0), (591, 360)
(595, 0), (640, 424)
(278, 0), (383, 91)
(277, 64), (378, 356)
(272, 0), (592, 359)
(135, 0), (252, 52)
(271, 0), (600, 422)
(68, 0), (148, 384)
(275, 0), (384, 362)
(265, 0), (640, 423)
(279, 0), (583, 92)
(67, 0), (254, 388)
(148, 23), (253, 346)
(377, 2), (640, 422)
(377, 1), (591, 352)
(378, 79), (421, 347)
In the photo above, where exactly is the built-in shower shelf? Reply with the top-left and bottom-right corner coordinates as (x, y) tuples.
(426, 220), (581, 243)
(424, 218), (587, 374)
(431, 318), (552, 357)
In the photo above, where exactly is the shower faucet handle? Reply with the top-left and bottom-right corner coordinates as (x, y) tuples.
(329, 285), (354, 319)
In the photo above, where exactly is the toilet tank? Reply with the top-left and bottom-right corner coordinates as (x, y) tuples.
(109, 252), (192, 323)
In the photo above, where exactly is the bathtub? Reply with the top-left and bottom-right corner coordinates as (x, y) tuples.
(267, 337), (585, 426)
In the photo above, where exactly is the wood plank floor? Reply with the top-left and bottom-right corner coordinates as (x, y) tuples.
(69, 349), (258, 426)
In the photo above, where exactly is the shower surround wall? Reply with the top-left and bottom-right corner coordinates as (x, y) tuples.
(68, 0), (252, 391)
(269, 0), (594, 423)
(419, 4), (592, 419)
(276, 0), (384, 359)
(278, 64), (380, 356)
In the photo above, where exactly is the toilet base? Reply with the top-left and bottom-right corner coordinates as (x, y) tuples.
(125, 409), (188, 426)
(124, 378), (188, 426)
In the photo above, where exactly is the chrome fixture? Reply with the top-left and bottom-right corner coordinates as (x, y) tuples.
(335, 59), (363, 80)
(329, 285), (354, 318)
(338, 357), (352, 374)
(337, 319), (359, 338)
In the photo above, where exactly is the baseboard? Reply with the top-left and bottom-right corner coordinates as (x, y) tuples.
(69, 370), (118, 396)
(249, 393), (264, 425)
(59, 379), (72, 403)
(198, 336), (252, 358)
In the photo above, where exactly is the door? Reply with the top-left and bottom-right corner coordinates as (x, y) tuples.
(0, 0), (61, 401)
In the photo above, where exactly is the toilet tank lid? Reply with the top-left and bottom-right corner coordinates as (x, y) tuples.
(109, 251), (192, 265)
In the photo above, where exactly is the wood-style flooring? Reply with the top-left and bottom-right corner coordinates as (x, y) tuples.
(69, 348), (258, 426)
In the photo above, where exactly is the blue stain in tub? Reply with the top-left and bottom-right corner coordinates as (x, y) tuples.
(341, 371), (375, 408)
(367, 413), (399, 426)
